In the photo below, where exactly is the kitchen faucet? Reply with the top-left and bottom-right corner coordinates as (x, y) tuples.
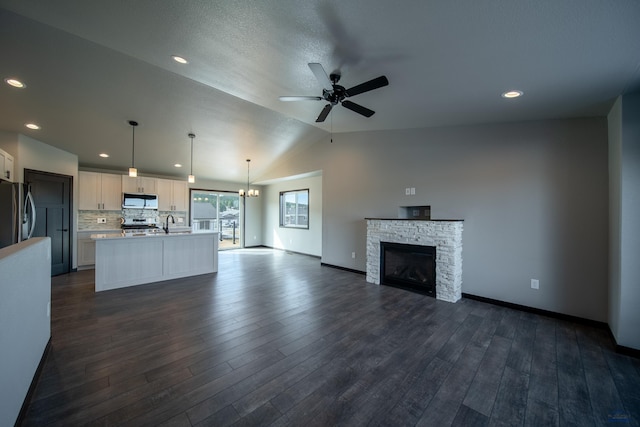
(163, 214), (175, 234)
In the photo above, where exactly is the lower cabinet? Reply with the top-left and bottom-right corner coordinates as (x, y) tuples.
(78, 233), (96, 267)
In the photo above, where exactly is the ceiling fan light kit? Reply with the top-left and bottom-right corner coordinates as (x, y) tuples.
(279, 63), (389, 123)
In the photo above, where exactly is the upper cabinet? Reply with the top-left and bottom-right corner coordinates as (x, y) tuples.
(122, 176), (157, 194)
(79, 171), (122, 210)
(157, 178), (189, 211)
(0, 147), (14, 182)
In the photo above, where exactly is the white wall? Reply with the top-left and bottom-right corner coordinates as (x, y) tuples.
(261, 174), (322, 256)
(0, 237), (51, 427)
(609, 92), (640, 350)
(261, 118), (609, 322)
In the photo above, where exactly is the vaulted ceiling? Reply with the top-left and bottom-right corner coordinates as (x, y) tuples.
(1, 1), (639, 183)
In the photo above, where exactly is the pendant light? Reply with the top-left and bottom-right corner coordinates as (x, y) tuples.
(188, 132), (196, 183)
(239, 159), (259, 197)
(128, 120), (138, 177)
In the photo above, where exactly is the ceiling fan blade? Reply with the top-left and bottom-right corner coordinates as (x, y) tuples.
(279, 96), (322, 102)
(308, 63), (333, 91)
(342, 100), (375, 117)
(345, 75), (389, 97)
(316, 104), (333, 122)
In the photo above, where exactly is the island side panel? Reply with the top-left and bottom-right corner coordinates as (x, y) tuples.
(95, 238), (164, 292)
(163, 234), (218, 279)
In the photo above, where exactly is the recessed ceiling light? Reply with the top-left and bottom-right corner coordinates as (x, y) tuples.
(25, 123), (40, 130)
(99, 153), (110, 158)
(171, 55), (188, 64)
(174, 163), (182, 168)
(502, 90), (524, 99)
(5, 78), (26, 88)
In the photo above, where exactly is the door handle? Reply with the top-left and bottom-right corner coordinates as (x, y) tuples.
(25, 190), (36, 239)
(57, 229), (69, 232)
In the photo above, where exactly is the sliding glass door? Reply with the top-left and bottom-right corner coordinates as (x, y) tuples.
(190, 190), (240, 250)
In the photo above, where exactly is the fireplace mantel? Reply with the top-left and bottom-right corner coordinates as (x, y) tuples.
(366, 219), (463, 303)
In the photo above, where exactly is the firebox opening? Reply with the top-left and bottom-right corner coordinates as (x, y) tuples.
(380, 242), (436, 297)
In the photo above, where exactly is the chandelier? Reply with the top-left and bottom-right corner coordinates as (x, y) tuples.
(239, 159), (259, 197)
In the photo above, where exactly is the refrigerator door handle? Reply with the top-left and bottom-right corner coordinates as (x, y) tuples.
(25, 190), (37, 239)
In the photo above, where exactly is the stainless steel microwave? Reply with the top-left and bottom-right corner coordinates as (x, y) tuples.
(122, 192), (158, 209)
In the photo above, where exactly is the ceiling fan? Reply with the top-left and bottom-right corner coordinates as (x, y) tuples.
(279, 63), (389, 122)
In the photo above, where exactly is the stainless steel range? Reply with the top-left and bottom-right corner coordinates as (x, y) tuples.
(121, 217), (158, 231)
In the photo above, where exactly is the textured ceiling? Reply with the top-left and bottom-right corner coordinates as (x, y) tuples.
(1, 1), (639, 183)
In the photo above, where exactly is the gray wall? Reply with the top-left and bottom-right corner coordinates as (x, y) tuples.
(0, 237), (51, 427)
(0, 133), (80, 268)
(609, 92), (640, 349)
(608, 98), (622, 343)
(261, 118), (609, 321)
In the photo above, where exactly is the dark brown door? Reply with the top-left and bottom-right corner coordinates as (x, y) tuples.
(25, 169), (72, 276)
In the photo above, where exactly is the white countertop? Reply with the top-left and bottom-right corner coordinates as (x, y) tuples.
(91, 230), (218, 240)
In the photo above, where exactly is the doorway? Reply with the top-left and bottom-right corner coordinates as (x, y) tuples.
(24, 169), (72, 276)
(190, 190), (241, 250)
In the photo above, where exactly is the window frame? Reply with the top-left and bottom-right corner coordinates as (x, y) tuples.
(279, 188), (310, 229)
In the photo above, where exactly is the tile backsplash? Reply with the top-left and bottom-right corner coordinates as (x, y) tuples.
(78, 210), (188, 230)
(78, 211), (122, 230)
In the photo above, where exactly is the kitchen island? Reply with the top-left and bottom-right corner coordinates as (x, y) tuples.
(91, 231), (218, 292)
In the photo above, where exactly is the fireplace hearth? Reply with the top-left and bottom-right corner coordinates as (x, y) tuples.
(381, 242), (436, 297)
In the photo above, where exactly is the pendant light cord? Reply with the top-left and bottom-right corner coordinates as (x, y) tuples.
(190, 134), (194, 176)
(246, 159), (251, 193)
(128, 120), (138, 169)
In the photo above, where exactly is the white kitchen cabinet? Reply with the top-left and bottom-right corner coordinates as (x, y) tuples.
(0, 147), (14, 182)
(122, 175), (157, 194)
(157, 178), (189, 211)
(77, 231), (96, 267)
(79, 171), (122, 210)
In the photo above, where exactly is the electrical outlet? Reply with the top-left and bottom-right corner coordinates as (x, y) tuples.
(352, 252), (356, 259)
(47, 301), (50, 317)
(97, 218), (106, 224)
(177, 217), (184, 223)
(531, 279), (539, 289)
(405, 188), (411, 195)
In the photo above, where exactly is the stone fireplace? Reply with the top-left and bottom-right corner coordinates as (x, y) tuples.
(381, 241), (436, 297)
(366, 219), (463, 303)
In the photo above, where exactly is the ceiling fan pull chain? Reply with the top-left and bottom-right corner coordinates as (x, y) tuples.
(331, 113), (333, 143)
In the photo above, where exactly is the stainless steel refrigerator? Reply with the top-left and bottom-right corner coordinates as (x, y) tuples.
(0, 181), (37, 249)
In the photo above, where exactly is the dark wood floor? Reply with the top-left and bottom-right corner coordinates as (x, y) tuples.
(22, 249), (640, 426)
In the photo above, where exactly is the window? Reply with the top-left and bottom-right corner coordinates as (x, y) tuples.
(280, 189), (309, 229)
(191, 190), (241, 249)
